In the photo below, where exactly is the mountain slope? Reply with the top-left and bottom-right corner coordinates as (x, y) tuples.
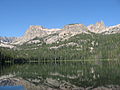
(12, 21), (120, 45)
(0, 21), (120, 62)
(1, 33), (120, 62)
(1, 21), (120, 46)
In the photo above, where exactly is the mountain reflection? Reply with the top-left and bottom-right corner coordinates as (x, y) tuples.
(0, 60), (120, 90)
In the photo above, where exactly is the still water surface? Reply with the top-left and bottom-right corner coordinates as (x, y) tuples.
(0, 60), (120, 90)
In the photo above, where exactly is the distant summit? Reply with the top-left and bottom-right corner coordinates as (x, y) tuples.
(88, 21), (106, 33)
(1, 21), (120, 46)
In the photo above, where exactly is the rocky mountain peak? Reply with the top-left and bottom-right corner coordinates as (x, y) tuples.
(95, 21), (105, 27)
(12, 25), (48, 45)
(2, 21), (120, 45)
(25, 25), (47, 36)
(25, 25), (45, 34)
(88, 21), (106, 33)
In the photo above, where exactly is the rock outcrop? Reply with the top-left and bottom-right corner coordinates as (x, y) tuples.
(12, 24), (90, 44)
(87, 21), (106, 33)
(13, 25), (62, 44)
(1, 21), (120, 46)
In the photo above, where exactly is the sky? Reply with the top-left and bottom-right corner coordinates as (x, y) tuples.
(0, 0), (120, 37)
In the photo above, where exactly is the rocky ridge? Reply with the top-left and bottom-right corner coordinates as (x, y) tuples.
(1, 21), (120, 47)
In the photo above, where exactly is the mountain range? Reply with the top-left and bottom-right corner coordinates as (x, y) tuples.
(0, 21), (120, 48)
(0, 21), (120, 61)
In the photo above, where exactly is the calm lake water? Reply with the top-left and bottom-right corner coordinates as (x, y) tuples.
(0, 60), (120, 90)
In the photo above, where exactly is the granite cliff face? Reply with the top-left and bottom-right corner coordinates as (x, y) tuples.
(13, 25), (62, 44)
(88, 22), (120, 34)
(87, 21), (106, 33)
(1, 21), (120, 46)
(13, 24), (90, 44)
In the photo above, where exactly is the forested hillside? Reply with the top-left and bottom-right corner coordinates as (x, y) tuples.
(0, 33), (120, 63)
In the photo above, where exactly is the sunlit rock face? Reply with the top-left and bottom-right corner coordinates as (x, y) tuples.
(1, 21), (120, 46)
(59, 24), (89, 37)
(87, 21), (106, 33)
(13, 26), (48, 45)
(13, 25), (62, 45)
(88, 21), (120, 34)
(13, 24), (90, 45)
(25, 25), (47, 38)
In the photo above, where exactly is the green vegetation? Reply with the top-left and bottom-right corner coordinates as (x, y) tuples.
(0, 33), (120, 63)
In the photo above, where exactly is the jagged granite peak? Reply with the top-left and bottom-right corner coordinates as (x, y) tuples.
(88, 21), (106, 33)
(13, 22), (120, 45)
(25, 25), (46, 36)
(1, 21), (119, 46)
(25, 25), (47, 37)
(13, 25), (62, 44)
(13, 26), (46, 44)
(96, 21), (105, 26)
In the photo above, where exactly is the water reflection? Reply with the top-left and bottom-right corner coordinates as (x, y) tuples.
(0, 60), (120, 90)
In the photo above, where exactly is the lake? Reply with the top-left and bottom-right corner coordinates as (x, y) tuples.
(0, 60), (120, 90)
